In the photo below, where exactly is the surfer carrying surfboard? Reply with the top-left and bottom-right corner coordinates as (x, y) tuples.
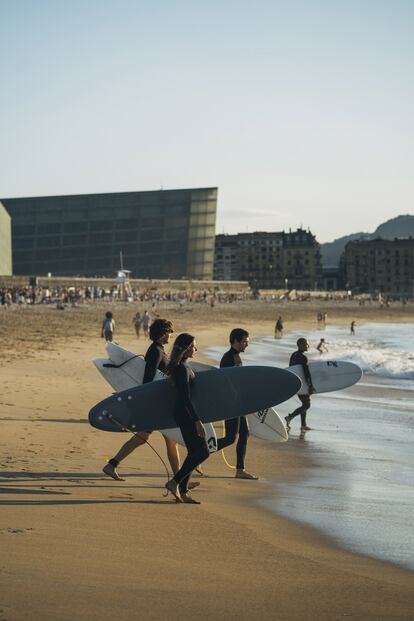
(285, 338), (315, 432)
(164, 333), (210, 504)
(103, 318), (185, 481)
(216, 328), (258, 480)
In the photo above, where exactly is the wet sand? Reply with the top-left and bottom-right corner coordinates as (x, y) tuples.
(0, 301), (413, 620)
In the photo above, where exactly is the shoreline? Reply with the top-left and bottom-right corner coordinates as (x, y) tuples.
(0, 303), (413, 619)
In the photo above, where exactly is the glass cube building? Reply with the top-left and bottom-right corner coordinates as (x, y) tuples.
(2, 187), (217, 279)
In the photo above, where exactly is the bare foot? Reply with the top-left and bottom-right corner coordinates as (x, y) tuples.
(195, 466), (204, 476)
(300, 426), (312, 431)
(188, 481), (200, 490)
(235, 469), (259, 480)
(181, 493), (201, 504)
(103, 463), (124, 481)
(165, 479), (182, 502)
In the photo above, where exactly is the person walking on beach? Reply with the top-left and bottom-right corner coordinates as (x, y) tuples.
(164, 333), (210, 504)
(103, 319), (197, 487)
(285, 338), (315, 432)
(132, 311), (142, 338)
(142, 310), (150, 339)
(274, 316), (284, 338)
(350, 320), (356, 336)
(101, 311), (115, 342)
(216, 328), (258, 480)
(316, 338), (328, 354)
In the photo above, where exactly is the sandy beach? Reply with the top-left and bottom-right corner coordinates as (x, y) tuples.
(1, 300), (413, 621)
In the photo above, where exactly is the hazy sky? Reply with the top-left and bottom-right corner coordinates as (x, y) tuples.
(0, 0), (413, 242)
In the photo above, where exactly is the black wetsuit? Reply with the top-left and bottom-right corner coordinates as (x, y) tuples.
(140, 342), (168, 433)
(143, 342), (168, 384)
(171, 362), (209, 493)
(287, 351), (313, 427)
(216, 347), (250, 470)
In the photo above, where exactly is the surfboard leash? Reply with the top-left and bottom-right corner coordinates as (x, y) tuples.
(220, 421), (236, 470)
(104, 412), (171, 496)
(103, 354), (145, 369)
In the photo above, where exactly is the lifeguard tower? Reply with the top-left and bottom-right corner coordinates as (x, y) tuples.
(116, 252), (133, 300)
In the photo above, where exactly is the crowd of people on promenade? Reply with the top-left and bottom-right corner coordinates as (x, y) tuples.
(2, 283), (412, 310)
(0, 284), (249, 308)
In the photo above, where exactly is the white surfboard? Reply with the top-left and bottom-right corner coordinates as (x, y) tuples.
(288, 360), (362, 395)
(95, 348), (218, 452)
(106, 343), (288, 443)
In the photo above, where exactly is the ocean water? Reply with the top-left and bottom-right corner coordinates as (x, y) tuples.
(204, 323), (414, 571)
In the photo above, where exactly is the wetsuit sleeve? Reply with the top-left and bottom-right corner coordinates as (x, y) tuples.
(299, 353), (313, 387)
(303, 363), (313, 387)
(220, 350), (234, 368)
(290, 352), (313, 387)
(143, 346), (161, 384)
(175, 365), (199, 422)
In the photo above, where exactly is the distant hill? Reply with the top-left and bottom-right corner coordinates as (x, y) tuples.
(320, 215), (414, 266)
(374, 214), (414, 238)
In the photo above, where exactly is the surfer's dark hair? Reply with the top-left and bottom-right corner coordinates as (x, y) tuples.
(297, 337), (307, 348)
(105, 311), (113, 319)
(229, 328), (249, 344)
(165, 333), (195, 381)
(149, 319), (173, 342)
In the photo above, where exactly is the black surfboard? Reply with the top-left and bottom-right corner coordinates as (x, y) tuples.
(88, 365), (301, 432)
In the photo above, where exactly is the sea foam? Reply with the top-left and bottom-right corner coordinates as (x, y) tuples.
(317, 339), (414, 380)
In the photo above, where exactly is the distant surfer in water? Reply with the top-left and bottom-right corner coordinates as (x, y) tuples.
(316, 338), (328, 354)
(164, 333), (209, 504)
(350, 320), (356, 335)
(274, 316), (284, 338)
(285, 338), (315, 432)
(103, 318), (191, 483)
(216, 328), (258, 480)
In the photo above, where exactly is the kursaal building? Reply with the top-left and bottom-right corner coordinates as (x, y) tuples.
(2, 188), (217, 279)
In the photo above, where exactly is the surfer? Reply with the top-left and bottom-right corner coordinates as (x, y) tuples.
(285, 338), (315, 432)
(101, 311), (115, 342)
(350, 320), (356, 335)
(164, 333), (209, 504)
(274, 316), (284, 338)
(216, 328), (258, 480)
(316, 338), (328, 354)
(103, 318), (188, 482)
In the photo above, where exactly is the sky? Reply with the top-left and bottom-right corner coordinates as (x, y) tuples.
(0, 0), (413, 242)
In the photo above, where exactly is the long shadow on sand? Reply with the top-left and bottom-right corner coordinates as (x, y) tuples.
(0, 418), (88, 424)
(0, 471), (233, 486)
(0, 486), (69, 495)
(0, 498), (174, 506)
(0, 471), (169, 482)
(0, 471), (178, 505)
